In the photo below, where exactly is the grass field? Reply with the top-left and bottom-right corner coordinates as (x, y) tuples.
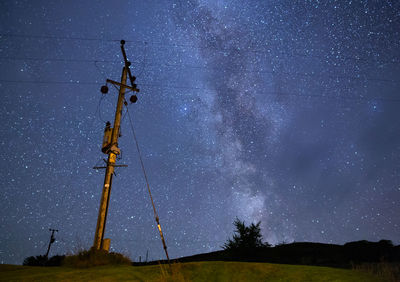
(0, 261), (383, 281)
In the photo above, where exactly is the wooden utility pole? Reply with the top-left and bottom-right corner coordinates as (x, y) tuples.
(93, 40), (139, 251)
(93, 67), (127, 251)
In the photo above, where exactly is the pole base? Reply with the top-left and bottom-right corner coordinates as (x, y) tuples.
(102, 238), (111, 252)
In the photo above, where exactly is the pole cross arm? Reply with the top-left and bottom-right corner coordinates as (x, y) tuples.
(106, 79), (139, 92)
(93, 164), (128, 169)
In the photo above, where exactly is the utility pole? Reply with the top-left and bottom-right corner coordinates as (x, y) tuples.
(93, 40), (139, 251)
(45, 228), (58, 258)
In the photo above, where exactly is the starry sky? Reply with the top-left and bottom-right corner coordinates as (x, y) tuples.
(1, 0), (400, 265)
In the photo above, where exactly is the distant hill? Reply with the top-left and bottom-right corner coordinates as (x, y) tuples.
(164, 240), (400, 268)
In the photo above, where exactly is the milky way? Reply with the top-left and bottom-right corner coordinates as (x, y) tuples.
(1, 0), (399, 264)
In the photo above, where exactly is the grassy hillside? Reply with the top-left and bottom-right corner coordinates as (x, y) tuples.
(175, 241), (400, 268)
(0, 261), (383, 282)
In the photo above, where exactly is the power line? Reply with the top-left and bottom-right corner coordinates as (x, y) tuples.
(1, 33), (398, 65)
(0, 79), (398, 102)
(158, 63), (398, 84)
(0, 56), (117, 64)
(1, 56), (398, 84)
(0, 33), (120, 42)
(0, 79), (100, 85)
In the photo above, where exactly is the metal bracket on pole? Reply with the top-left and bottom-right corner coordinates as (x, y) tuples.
(93, 164), (128, 169)
(106, 79), (139, 92)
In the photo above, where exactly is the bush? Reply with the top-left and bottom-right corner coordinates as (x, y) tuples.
(22, 255), (65, 266)
(63, 249), (131, 268)
(47, 255), (65, 266)
(23, 255), (48, 266)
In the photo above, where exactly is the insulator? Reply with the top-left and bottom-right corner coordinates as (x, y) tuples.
(130, 95), (138, 104)
(100, 85), (108, 94)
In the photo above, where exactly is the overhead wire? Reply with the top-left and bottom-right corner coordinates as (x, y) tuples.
(0, 33), (120, 42)
(0, 51), (399, 91)
(0, 79), (100, 85)
(96, 94), (107, 124)
(93, 60), (110, 124)
(0, 55), (398, 84)
(1, 32), (399, 65)
(1, 78), (399, 103)
(0, 56), (117, 64)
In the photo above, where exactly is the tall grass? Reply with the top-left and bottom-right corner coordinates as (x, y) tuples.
(63, 249), (131, 268)
(353, 262), (400, 282)
(157, 262), (186, 282)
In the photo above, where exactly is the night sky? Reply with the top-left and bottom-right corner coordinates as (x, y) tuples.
(1, 0), (399, 265)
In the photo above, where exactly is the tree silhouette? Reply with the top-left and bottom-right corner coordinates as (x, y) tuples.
(223, 218), (270, 250)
